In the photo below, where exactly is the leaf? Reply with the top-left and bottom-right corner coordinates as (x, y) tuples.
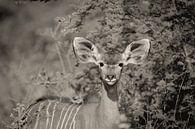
(166, 86), (176, 92)
(157, 80), (166, 86)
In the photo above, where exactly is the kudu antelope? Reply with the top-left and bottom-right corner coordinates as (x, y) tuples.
(17, 37), (150, 129)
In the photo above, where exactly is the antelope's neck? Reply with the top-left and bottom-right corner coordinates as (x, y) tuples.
(97, 83), (120, 129)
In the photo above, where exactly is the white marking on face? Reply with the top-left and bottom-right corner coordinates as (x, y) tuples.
(98, 62), (123, 86)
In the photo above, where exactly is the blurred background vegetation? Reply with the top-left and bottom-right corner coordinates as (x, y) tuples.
(0, 0), (81, 124)
(0, 0), (195, 129)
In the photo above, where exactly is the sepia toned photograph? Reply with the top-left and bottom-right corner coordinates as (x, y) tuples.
(0, 0), (194, 129)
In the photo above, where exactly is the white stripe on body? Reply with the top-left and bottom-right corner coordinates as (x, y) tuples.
(34, 102), (45, 129)
(26, 101), (82, 129)
(50, 102), (58, 129)
(64, 105), (76, 129)
(60, 104), (73, 129)
(69, 105), (82, 129)
(56, 104), (67, 129)
(46, 101), (52, 129)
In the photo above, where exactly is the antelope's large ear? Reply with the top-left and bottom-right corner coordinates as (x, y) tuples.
(73, 37), (100, 64)
(122, 39), (150, 65)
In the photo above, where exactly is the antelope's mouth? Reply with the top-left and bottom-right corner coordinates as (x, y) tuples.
(104, 78), (117, 85)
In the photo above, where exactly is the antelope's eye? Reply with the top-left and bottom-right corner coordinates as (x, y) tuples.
(118, 63), (123, 67)
(99, 62), (104, 67)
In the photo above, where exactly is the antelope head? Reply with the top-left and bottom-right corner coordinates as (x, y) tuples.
(73, 37), (150, 87)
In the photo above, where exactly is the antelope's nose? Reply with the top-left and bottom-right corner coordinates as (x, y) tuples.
(106, 75), (115, 80)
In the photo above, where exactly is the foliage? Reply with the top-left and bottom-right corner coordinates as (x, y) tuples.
(8, 103), (29, 129)
(47, 0), (195, 128)
(7, 0), (195, 129)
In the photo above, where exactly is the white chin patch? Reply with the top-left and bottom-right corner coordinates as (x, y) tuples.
(105, 79), (117, 85)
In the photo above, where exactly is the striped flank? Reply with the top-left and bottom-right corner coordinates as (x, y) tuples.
(26, 100), (82, 129)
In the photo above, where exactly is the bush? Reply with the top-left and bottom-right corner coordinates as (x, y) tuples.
(8, 0), (195, 129)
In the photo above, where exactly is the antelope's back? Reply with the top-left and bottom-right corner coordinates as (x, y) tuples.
(17, 96), (99, 129)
